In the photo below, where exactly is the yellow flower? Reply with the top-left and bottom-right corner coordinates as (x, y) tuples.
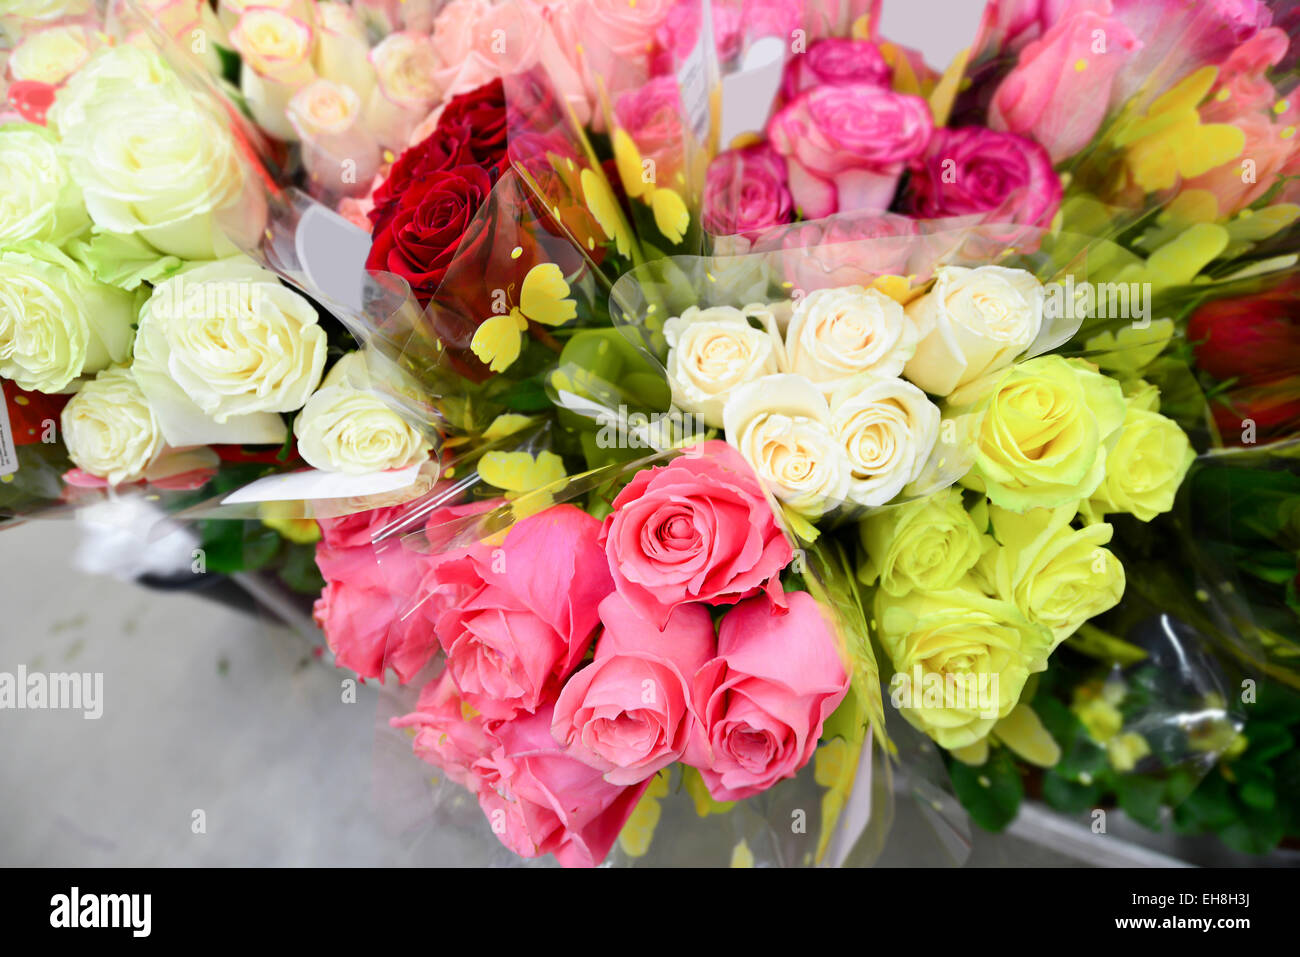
(1084, 319), (1174, 378)
(651, 187), (689, 244)
(617, 769), (670, 858)
(259, 502), (322, 544)
(477, 449), (566, 497)
(581, 167), (633, 257)
(469, 264), (577, 373)
(1106, 731), (1150, 772)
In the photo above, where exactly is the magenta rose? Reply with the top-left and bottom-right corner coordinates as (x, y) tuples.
(702, 144), (794, 238)
(472, 704), (650, 867)
(690, 592), (849, 801)
(905, 126), (1062, 228)
(754, 212), (919, 290)
(989, 8), (1140, 162)
(552, 593), (716, 785)
(781, 38), (891, 101)
(613, 75), (687, 188)
(767, 82), (933, 218)
(433, 504), (613, 721)
(599, 440), (793, 630)
(391, 670), (499, 789)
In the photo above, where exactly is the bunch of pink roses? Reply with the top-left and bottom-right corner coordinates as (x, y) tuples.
(702, 34), (1062, 238)
(360, 442), (851, 866)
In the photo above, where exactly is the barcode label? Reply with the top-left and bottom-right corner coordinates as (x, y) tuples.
(0, 380), (18, 476)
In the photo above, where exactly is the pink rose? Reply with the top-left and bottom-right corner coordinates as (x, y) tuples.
(990, 8), (1140, 162)
(434, 504), (613, 720)
(651, 0), (744, 72)
(1183, 112), (1297, 216)
(691, 592), (849, 801)
(973, 0), (1072, 57)
(780, 38), (891, 101)
(391, 670), (499, 789)
(599, 440), (793, 629)
(702, 144), (794, 238)
(613, 75), (687, 189)
(472, 704), (650, 867)
(552, 593), (716, 785)
(905, 126), (1062, 228)
(767, 83), (933, 218)
(753, 212), (919, 291)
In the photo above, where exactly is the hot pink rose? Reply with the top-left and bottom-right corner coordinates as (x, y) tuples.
(600, 441), (793, 629)
(472, 703), (650, 867)
(780, 38), (891, 101)
(434, 504), (612, 720)
(973, 0), (1073, 57)
(613, 75), (687, 189)
(552, 593), (716, 785)
(767, 83), (933, 218)
(702, 144), (794, 238)
(391, 670), (500, 789)
(990, 8), (1140, 162)
(690, 592), (849, 801)
(906, 126), (1062, 227)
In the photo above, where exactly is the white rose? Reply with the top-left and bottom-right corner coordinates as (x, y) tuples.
(52, 47), (259, 260)
(0, 0), (91, 40)
(8, 24), (93, 84)
(314, 2), (375, 102)
(828, 376), (940, 507)
(288, 79), (380, 195)
(0, 124), (88, 246)
(366, 31), (441, 150)
(133, 259), (327, 446)
(786, 285), (918, 386)
(294, 353), (431, 474)
(229, 7), (316, 142)
(664, 305), (780, 428)
(0, 244), (135, 393)
(722, 373), (850, 518)
(903, 265), (1044, 396)
(61, 366), (165, 486)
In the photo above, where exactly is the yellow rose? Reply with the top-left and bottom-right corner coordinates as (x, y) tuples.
(876, 583), (1052, 749)
(132, 259), (326, 446)
(293, 353), (432, 474)
(1085, 398), (1194, 522)
(977, 504), (1125, 654)
(859, 487), (985, 597)
(664, 305), (780, 428)
(953, 355), (1126, 512)
(61, 366), (165, 486)
(0, 244), (134, 393)
(785, 285), (917, 386)
(903, 265), (1045, 397)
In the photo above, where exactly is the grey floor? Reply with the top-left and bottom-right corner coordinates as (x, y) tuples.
(7, 519), (1288, 867)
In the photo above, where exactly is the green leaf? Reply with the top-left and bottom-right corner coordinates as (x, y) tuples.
(1115, 774), (1165, 830)
(1043, 770), (1102, 815)
(948, 748), (1023, 832)
(278, 542), (326, 594)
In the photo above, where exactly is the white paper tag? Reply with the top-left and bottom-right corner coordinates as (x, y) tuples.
(221, 463), (422, 505)
(0, 381), (18, 477)
(676, 0), (717, 145)
(719, 35), (788, 148)
(294, 203), (372, 315)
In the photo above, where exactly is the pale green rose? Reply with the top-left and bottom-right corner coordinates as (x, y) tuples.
(977, 504), (1125, 655)
(133, 259), (327, 447)
(859, 487), (986, 597)
(61, 366), (164, 486)
(1085, 398), (1194, 522)
(51, 47), (258, 260)
(0, 243), (135, 393)
(876, 582), (1052, 750)
(0, 123), (89, 246)
(952, 355), (1127, 512)
(294, 352), (431, 474)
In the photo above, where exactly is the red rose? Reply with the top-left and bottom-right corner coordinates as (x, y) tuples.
(1188, 282), (1300, 385)
(1211, 385), (1300, 447)
(438, 77), (510, 167)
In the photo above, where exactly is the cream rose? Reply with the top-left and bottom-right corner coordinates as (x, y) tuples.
(787, 286), (918, 386)
(52, 48), (257, 260)
(133, 259), (326, 446)
(829, 376), (940, 507)
(8, 24), (92, 84)
(722, 373), (851, 518)
(664, 305), (780, 428)
(904, 265), (1045, 396)
(0, 244), (134, 393)
(0, 0), (91, 39)
(61, 366), (165, 486)
(230, 7), (316, 142)
(0, 124), (88, 246)
(313, 2), (374, 101)
(288, 79), (380, 194)
(294, 353), (431, 474)
(367, 31), (441, 150)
